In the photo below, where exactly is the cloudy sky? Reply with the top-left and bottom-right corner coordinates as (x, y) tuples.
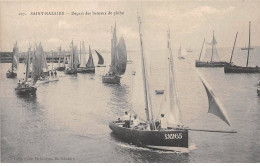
(0, 0), (260, 52)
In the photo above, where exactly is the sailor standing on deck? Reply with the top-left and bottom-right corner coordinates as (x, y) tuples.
(123, 111), (131, 128)
(132, 115), (140, 128)
(160, 114), (167, 130)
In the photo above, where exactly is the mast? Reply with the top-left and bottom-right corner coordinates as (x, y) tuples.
(210, 30), (214, 62)
(230, 32), (238, 64)
(71, 40), (74, 69)
(58, 46), (61, 67)
(137, 14), (155, 130)
(246, 21), (251, 67)
(199, 39), (205, 61)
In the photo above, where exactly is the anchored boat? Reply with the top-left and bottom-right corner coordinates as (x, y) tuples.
(102, 23), (127, 84)
(65, 41), (78, 75)
(6, 42), (19, 78)
(195, 31), (228, 67)
(55, 46), (66, 71)
(224, 22), (260, 73)
(109, 15), (236, 152)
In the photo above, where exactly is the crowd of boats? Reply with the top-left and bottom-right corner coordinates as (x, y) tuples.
(4, 16), (260, 152)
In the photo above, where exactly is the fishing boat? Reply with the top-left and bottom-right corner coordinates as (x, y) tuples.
(15, 45), (42, 95)
(102, 23), (127, 84)
(95, 49), (106, 67)
(55, 46), (66, 71)
(85, 45), (95, 73)
(155, 90), (164, 94)
(6, 42), (19, 78)
(65, 41), (78, 75)
(177, 45), (186, 60)
(77, 41), (89, 73)
(195, 31), (228, 67)
(241, 44), (254, 50)
(224, 22), (260, 73)
(109, 16), (236, 152)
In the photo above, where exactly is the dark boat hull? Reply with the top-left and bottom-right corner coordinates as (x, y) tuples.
(15, 86), (37, 95)
(195, 61), (228, 67)
(55, 66), (65, 71)
(224, 64), (260, 73)
(64, 68), (77, 75)
(6, 71), (17, 78)
(109, 122), (188, 151)
(102, 75), (120, 84)
(77, 67), (95, 73)
(96, 65), (106, 67)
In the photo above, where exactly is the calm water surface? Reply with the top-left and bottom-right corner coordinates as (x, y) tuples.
(1, 48), (260, 162)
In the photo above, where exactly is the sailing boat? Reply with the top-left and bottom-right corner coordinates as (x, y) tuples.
(177, 45), (186, 59)
(85, 45), (95, 73)
(109, 15), (236, 152)
(95, 49), (106, 67)
(65, 40), (78, 75)
(6, 42), (19, 78)
(15, 44), (43, 95)
(102, 23), (127, 84)
(241, 44), (254, 50)
(224, 22), (260, 73)
(55, 46), (66, 71)
(195, 31), (228, 67)
(77, 41), (89, 73)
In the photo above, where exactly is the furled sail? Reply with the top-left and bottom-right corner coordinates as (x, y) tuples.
(205, 31), (220, 62)
(198, 73), (231, 126)
(95, 50), (104, 65)
(167, 30), (182, 126)
(109, 23), (117, 74)
(86, 45), (95, 68)
(116, 37), (127, 75)
(80, 41), (87, 67)
(12, 42), (19, 70)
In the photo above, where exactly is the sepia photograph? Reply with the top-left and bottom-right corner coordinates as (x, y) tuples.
(0, 0), (259, 163)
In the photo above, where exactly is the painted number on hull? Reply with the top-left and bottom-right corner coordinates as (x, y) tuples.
(165, 133), (182, 139)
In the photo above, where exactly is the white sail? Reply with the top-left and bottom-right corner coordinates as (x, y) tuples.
(80, 41), (87, 67)
(167, 30), (182, 126)
(198, 72), (231, 126)
(109, 23), (117, 74)
(12, 42), (19, 70)
(73, 45), (79, 69)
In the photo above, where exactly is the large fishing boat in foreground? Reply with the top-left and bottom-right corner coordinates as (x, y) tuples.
(195, 31), (228, 67)
(224, 22), (260, 73)
(6, 42), (19, 78)
(109, 15), (236, 152)
(102, 23), (127, 84)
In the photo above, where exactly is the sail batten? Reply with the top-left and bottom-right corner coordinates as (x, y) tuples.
(198, 73), (231, 126)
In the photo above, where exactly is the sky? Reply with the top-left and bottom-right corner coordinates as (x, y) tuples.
(0, 0), (260, 52)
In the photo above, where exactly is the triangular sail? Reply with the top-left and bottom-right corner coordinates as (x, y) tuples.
(167, 30), (182, 126)
(86, 45), (95, 68)
(198, 73), (231, 126)
(116, 37), (127, 75)
(80, 41), (87, 67)
(73, 46), (79, 69)
(109, 23), (117, 74)
(95, 50), (104, 65)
